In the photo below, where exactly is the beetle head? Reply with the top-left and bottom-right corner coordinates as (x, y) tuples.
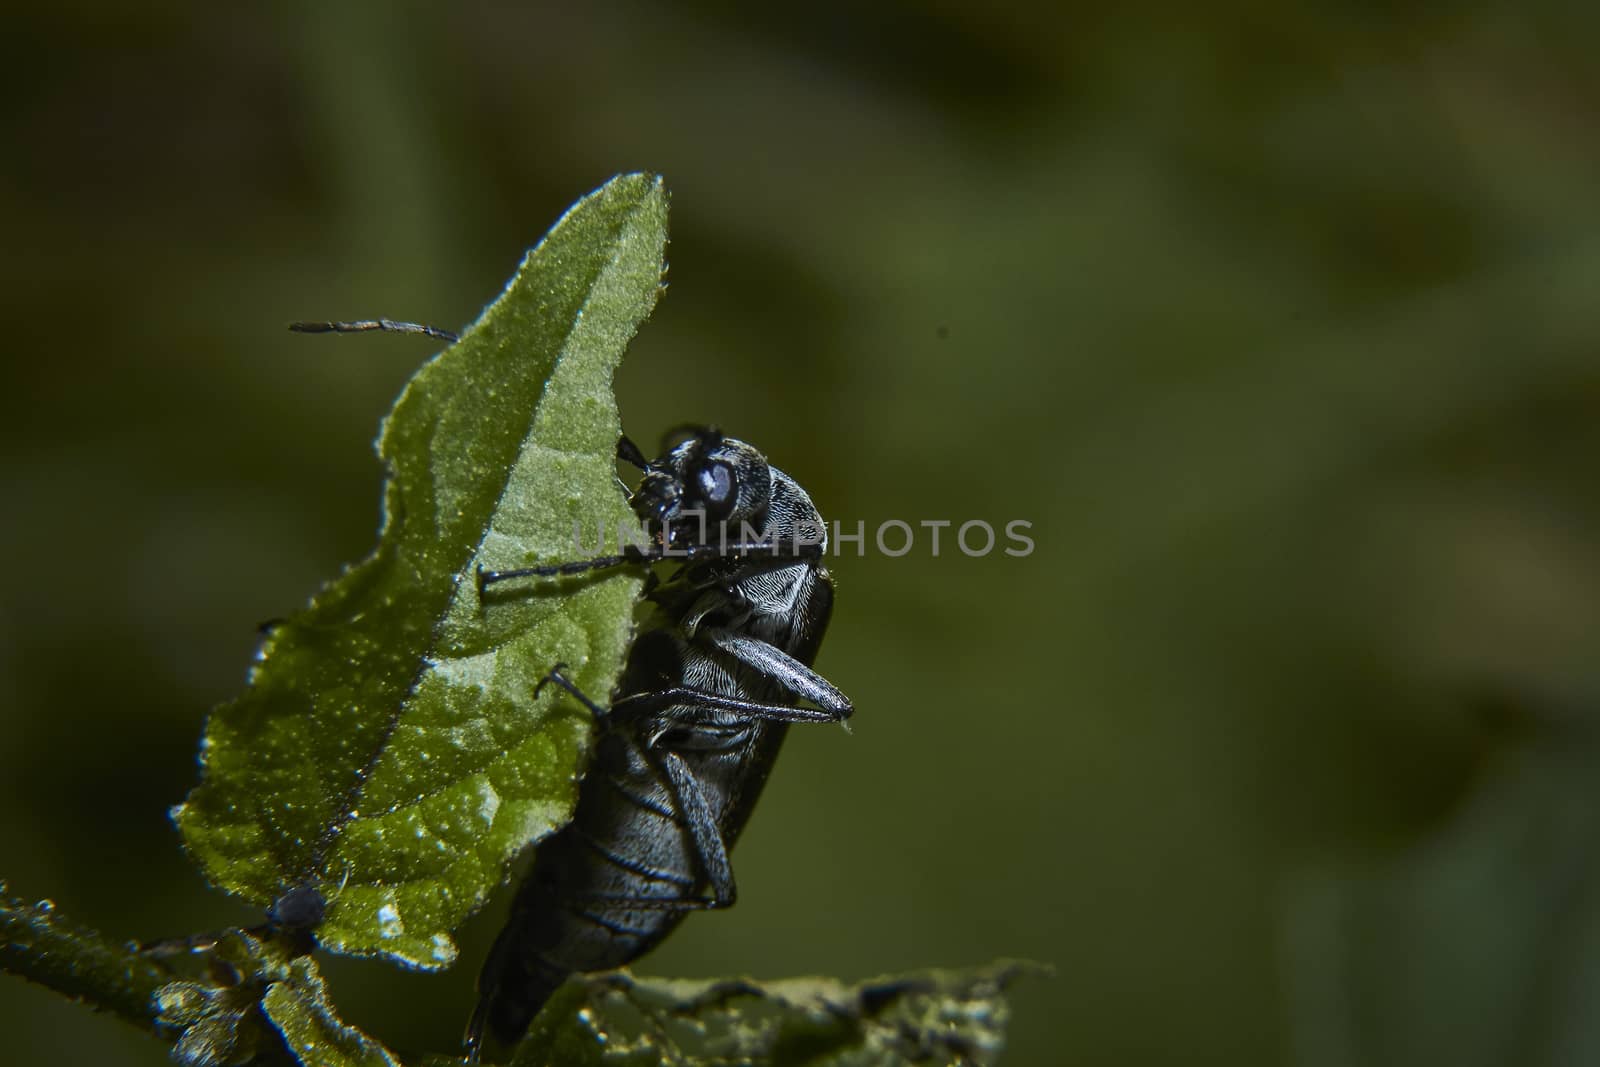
(631, 428), (772, 547)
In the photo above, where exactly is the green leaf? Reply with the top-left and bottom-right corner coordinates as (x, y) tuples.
(155, 931), (402, 1067)
(263, 958), (401, 1067)
(512, 961), (1044, 1067)
(154, 932), (291, 1067)
(172, 173), (666, 969)
(156, 976), (268, 1067)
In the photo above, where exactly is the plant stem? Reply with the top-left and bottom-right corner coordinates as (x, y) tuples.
(0, 882), (175, 1034)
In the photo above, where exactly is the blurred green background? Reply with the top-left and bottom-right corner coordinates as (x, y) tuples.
(5, 4), (1600, 1065)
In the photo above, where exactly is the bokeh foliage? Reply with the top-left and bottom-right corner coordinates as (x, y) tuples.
(4, 4), (1600, 1065)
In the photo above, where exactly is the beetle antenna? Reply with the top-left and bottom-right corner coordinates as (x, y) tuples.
(616, 435), (651, 471)
(477, 555), (637, 592)
(476, 539), (822, 594)
(290, 319), (460, 343)
(660, 423), (722, 452)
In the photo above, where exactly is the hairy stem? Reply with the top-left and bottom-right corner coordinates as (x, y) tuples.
(0, 882), (175, 1034)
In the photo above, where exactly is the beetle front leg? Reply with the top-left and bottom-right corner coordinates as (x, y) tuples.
(533, 663), (612, 729)
(698, 628), (853, 719)
(613, 686), (847, 726)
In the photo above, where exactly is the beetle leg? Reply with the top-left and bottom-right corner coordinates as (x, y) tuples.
(614, 686), (845, 726)
(533, 664), (611, 729)
(561, 751), (736, 912)
(289, 318), (458, 342)
(697, 628), (853, 718)
(658, 750), (736, 906)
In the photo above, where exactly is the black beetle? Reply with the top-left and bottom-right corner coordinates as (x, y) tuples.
(465, 428), (853, 1058)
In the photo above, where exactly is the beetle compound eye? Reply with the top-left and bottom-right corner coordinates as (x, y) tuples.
(696, 461), (736, 518)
